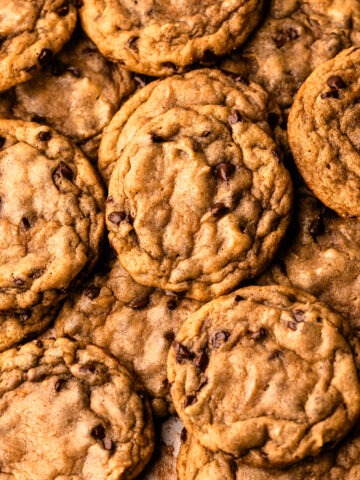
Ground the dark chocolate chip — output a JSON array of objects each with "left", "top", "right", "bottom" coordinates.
[
  {"left": 38, "top": 130, "right": 52, "bottom": 141},
  {"left": 56, "top": 3, "right": 69, "bottom": 15},
  {"left": 287, "top": 321, "right": 298, "bottom": 331},
  {"left": 249, "top": 328, "right": 267, "bottom": 340},
  {"left": 31, "top": 270, "right": 43, "bottom": 279},
  {"left": 267, "top": 112, "right": 280, "bottom": 128},
  {"left": 107, "top": 211, "right": 126, "bottom": 225},
  {"left": 320, "top": 90, "right": 339, "bottom": 99},
  {"left": 36, "top": 340, "right": 43, "bottom": 348},
  {"left": 272, "top": 28, "right": 299, "bottom": 48},
  {"left": 103, "top": 438, "right": 115, "bottom": 451},
  {"left": 128, "top": 296, "right": 149, "bottom": 309},
  {"left": 195, "top": 350, "right": 208, "bottom": 370},
  {"left": 128, "top": 36, "right": 139, "bottom": 50},
  {"left": 327, "top": 75, "right": 346, "bottom": 90},
  {"left": 268, "top": 350, "right": 282, "bottom": 360},
  {"left": 91, "top": 424, "right": 105, "bottom": 440},
  {"left": 211, "top": 330, "right": 230, "bottom": 348},
  {"left": 0, "top": 136, "right": 5, "bottom": 149},
  {"left": 173, "top": 341, "right": 194, "bottom": 363},
  {"left": 234, "top": 295, "right": 244, "bottom": 302},
  {"left": 211, "top": 202, "right": 229, "bottom": 218},
  {"left": 38, "top": 49, "right": 53, "bottom": 67},
  {"left": 293, "top": 310, "right": 305, "bottom": 323},
  {"left": 55, "top": 378, "right": 66, "bottom": 391},
  {"left": 184, "top": 395, "right": 197, "bottom": 407},
  {"left": 228, "top": 109, "right": 242, "bottom": 125},
  {"left": 14, "top": 278, "right": 25, "bottom": 286},
  {"left": 21, "top": 217, "right": 31, "bottom": 230},
  {"left": 181, "top": 428, "right": 187, "bottom": 442},
  {"left": 53, "top": 162, "right": 73, "bottom": 181},
  {"left": 216, "top": 162, "right": 235, "bottom": 181},
  {"left": 167, "top": 298, "right": 178, "bottom": 310},
  {"left": 84, "top": 287, "right": 100, "bottom": 300}
]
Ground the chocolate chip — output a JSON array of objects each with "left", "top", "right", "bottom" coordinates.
[
  {"left": 107, "top": 211, "right": 126, "bottom": 225},
  {"left": 21, "top": 217, "right": 31, "bottom": 230},
  {"left": 249, "top": 328, "right": 267, "bottom": 340},
  {"left": 103, "top": 438, "right": 115, "bottom": 451},
  {"left": 91, "top": 424, "right": 105, "bottom": 440},
  {"left": 267, "top": 112, "right": 280, "bottom": 128},
  {"left": 228, "top": 109, "right": 242, "bottom": 125},
  {"left": 0, "top": 136, "right": 5, "bottom": 149},
  {"left": 211, "top": 202, "right": 229, "bottom": 218},
  {"left": 327, "top": 75, "right": 346, "bottom": 90},
  {"left": 173, "top": 341, "right": 194, "bottom": 363},
  {"left": 167, "top": 298, "right": 178, "bottom": 310},
  {"left": 184, "top": 395, "right": 197, "bottom": 407},
  {"left": 19, "top": 310, "right": 31, "bottom": 323},
  {"left": 196, "top": 376, "right": 208, "bottom": 392},
  {"left": 53, "top": 162, "right": 73, "bottom": 181},
  {"left": 309, "top": 217, "right": 324, "bottom": 237},
  {"left": 211, "top": 330, "right": 230, "bottom": 348},
  {"left": 14, "top": 278, "right": 25, "bottom": 286},
  {"left": 56, "top": 3, "right": 69, "bottom": 15},
  {"left": 38, "top": 49, "right": 53, "bottom": 67},
  {"left": 181, "top": 428, "right": 187, "bottom": 442},
  {"left": 202, "top": 131, "right": 211, "bottom": 137},
  {"left": 84, "top": 287, "right": 100, "bottom": 300},
  {"left": 164, "top": 331, "right": 175, "bottom": 343},
  {"left": 216, "top": 162, "right": 235, "bottom": 181},
  {"left": 199, "top": 49, "right": 217, "bottom": 65},
  {"left": 151, "top": 132, "right": 165, "bottom": 143},
  {"left": 55, "top": 378, "right": 66, "bottom": 392},
  {"left": 195, "top": 350, "right": 208, "bottom": 370},
  {"left": 31, "top": 270, "right": 43, "bottom": 279},
  {"left": 36, "top": 340, "right": 43, "bottom": 348},
  {"left": 320, "top": 90, "right": 339, "bottom": 99},
  {"left": 287, "top": 321, "right": 298, "bottom": 331},
  {"left": 128, "top": 296, "right": 149, "bottom": 309},
  {"left": 128, "top": 36, "right": 139, "bottom": 50},
  {"left": 234, "top": 295, "right": 244, "bottom": 302},
  {"left": 272, "top": 28, "right": 299, "bottom": 48},
  {"left": 268, "top": 350, "right": 282, "bottom": 360},
  {"left": 38, "top": 130, "right": 52, "bottom": 141},
  {"left": 293, "top": 310, "right": 305, "bottom": 323}
]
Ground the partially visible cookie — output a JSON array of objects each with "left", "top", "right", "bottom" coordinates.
[
  {"left": 12, "top": 32, "right": 135, "bottom": 162},
  {"left": 221, "top": 0, "right": 360, "bottom": 112},
  {"left": 79, "top": 0, "right": 263, "bottom": 77},
  {"left": 0, "top": 120, "right": 104, "bottom": 327},
  {"left": 0, "top": 0, "right": 77, "bottom": 92},
  {"left": 0, "top": 337, "right": 154, "bottom": 479},
  {"left": 167, "top": 285, "right": 360, "bottom": 467},
  {"left": 288, "top": 47, "right": 360, "bottom": 218},
  {"left": 55, "top": 254, "right": 202, "bottom": 416}
]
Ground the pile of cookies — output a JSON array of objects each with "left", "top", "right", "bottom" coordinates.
[{"left": 0, "top": 1, "right": 360, "bottom": 479}]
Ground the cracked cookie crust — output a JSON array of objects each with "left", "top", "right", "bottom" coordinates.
[
  {"left": 0, "top": 337, "right": 154, "bottom": 479},
  {"left": 167, "top": 285, "right": 360, "bottom": 467},
  {"left": 0, "top": 0, "right": 77, "bottom": 92},
  {"left": 0, "top": 120, "right": 105, "bottom": 327},
  {"left": 288, "top": 47, "right": 360, "bottom": 218},
  {"left": 79, "top": 0, "right": 263, "bottom": 77}
]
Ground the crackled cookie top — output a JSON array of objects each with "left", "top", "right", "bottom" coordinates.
[
  {"left": 0, "top": 338, "right": 154, "bottom": 479},
  {"left": 221, "top": 0, "right": 360, "bottom": 111},
  {"left": 55, "top": 254, "right": 202, "bottom": 417},
  {"left": 0, "top": 120, "right": 105, "bottom": 313},
  {"left": 106, "top": 102, "right": 292, "bottom": 301},
  {"left": 177, "top": 429, "right": 360, "bottom": 480},
  {"left": 0, "top": 0, "right": 77, "bottom": 92},
  {"left": 288, "top": 47, "right": 360, "bottom": 218},
  {"left": 167, "top": 285, "right": 360, "bottom": 467},
  {"left": 79, "top": 0, "right": 263, "bottom": 77},
  {"left": 258, "top": 186, "right": 360, "bottom": 332},
  {"left": 13, "top": 33, "right": 135, "bottom": 162},
  {"left": 99, "top": 69, "right": 285, "bottom": 183}
]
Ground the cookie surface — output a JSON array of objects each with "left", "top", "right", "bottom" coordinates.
[
  {"left": 0, "top": 337, "right": 154, "bottom": 479},
  {"left": 0, "top": 120, "right": 104, "bottom": 317},
  {"left": 167, "top": 285, "right": 360, "bottom": 467},
  {"left": 79, "top": 0, "right": 263, "bottom": 77},
  {"left": 12, "top": 32, "right": 135, "bottom": 162},
  {"left": 0, "top": 0, "right": 77, "bottom": 92},
  {"left": 55, "top": 254, "right": 202, "bottom": 417},
  {"left": 288, "top": 47, "right": 360, "bottom": 218},
  {"left": 221, "top": 0, "right": 360, "bottom": 111}
]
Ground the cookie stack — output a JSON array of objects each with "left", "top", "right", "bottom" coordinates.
[{"left": 0, "top": 1, "right": 360, "bottom": 479}]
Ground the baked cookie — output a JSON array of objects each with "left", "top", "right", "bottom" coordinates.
[
  {"left": 288, "top": 47, "right": 360, "bottom": 218},
  {"left": 257, "top": 186, "right": 360, "bottom": 332},
  {"left": 79, "top": 0, "right": 263, "bottom": 77},
  {"left": 0, "top": 337, "right": 154, "bottom": 479},
  {"left": 12, "top": 33, "right": 135, "bottom": 162},
  {"left": 177, "top": 427, "right": 360, "bottom": 480},
  {"left": 99, "top": 69, "right": 285, "bottom": 184},
  {"left": 0, "top": 0, "right": 77, "bottom": 92},
  {"left": 221, "top": 0, "right": 360, "bottom": 112},
  {"left": 167, "top": 285, "right": 360, "bottom": 467},
  {"left": 0, "top": 120, "right": 104, "bottom": 321},
  {"left": 55, "top": 254, "right": 202, "bottom": 417}
]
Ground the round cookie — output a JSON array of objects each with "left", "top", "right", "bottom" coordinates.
[
  {"left": 12, "top": 33, "right": 135, "bottom": 162},
  {"left": 257, "top": 186, "right": 360, "bottom": 332},
  {"left": 177, "top": 428, "right": 360, "bottom": 480},
  {"left": 0, "top": 0, "right": 77, "bottom": 92},
  {"left": 0, "top": 337, "right": 154, "bottom": 479},
  {"left": 221, "top": 0, "right": 360, "bottom": 112},
  {"left": 288, "top": 47, "right": 360, "bottom": 218},
  {"left": 0, "top": 120, "right": 105, "bottom": 316},
  {"left": 79, "top": 0, "right": 263, "bottom": 77},
  {"left": 55, "top": 254, "right": 203, "bottom": 417},
  {"left": 98, "top": 69, "right": 285, "bottom": 184},
  {"left": 167, "top": 285, "right": 360, "bottom": 467}
]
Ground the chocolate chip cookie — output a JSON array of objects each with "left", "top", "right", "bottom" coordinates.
[
  {"left": 221, "top": 0, "right": 360, "bottom": 112},
  {"left": 79, "top": 0, "right": 263, "bottom": 77},
  {"left": 258, "top": 186, "right": 360, "bottom": 333},
  {"left": 177, "top": 427, "right": 360, "bottom": 480},
  {"left": 0, "top": 337, "right": 154, "bottom": 479},
  {"left": 167, "top": 285, "right": 360, "bottom": 467},
  {"left": 0, "top": 0, "right": 77, "bottom": 92},
  {"left": 0, "top": 120, "right": 105, "bottom": 347},
  {"left": 288, "top": 47, "right": 360, "bottom": 218},
  {"left": 55, "top": 253, "right": 202, "bottom": 417},
  {"left": 12, "top": 32, "right": 135, "bottom": 162}
]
